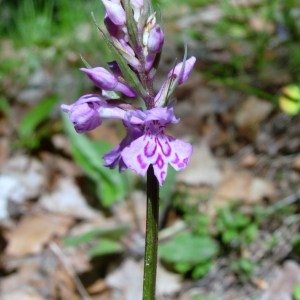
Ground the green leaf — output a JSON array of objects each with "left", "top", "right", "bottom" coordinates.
[
  {"left": 222, "top": 229, "right": 239, "bottom": 244},
  {"left": 19, "top": 95, "right": 59, "bottom": 138},
  {"left": 174, "top": 262, "right": 192, "bottom": 274},
  {"left": 89, "top": 238, "right": 123, "bottom": 258},
  {"left": 62, "top": 114, "right": 130, "bottom": 207},
  {"left": 243, "top": 223, "right": 258, "bottom": 243},
  {"left": 192, "top": 260, "right": 213, "bottom": 279},
  {"left": 230, "top": 258, "right": 256, "bottom": 278},
  {"left": 160, "top": 232, "right": 219, "bottom": 265},
  {"left": 80, "top": 54, "right": 92, "bottom": 68},
  {"left": 64, "top": 225, "right": 129, "bottom": 247},
  {"left": 124, "top": 0, "right": 140, "bottom": 50}
]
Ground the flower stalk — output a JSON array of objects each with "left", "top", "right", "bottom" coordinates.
[{"left": 143, "top": 165, "right": 159, "bottom": 300}]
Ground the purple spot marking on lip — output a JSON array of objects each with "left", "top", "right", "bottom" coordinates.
[
  {"left": 178, "top": 157, "right": 189, "bottom": 168},
  {"left": 160, "top": 171, "right": 166, "bottom": 182},
  {"left": 144, "top": 141, "right": 157, "bottom": 158},
  {"left": 158, "top": 138, "right": 171, "bottom": 157},
  {"left": 155, "top": 154, "right": 164, "bottom": 169},
  {"left": 171, "top": 153, "right": 180, "bottom": 165},
  {"left": 137, "top": 154, "right": 147, "bottom": 169}
]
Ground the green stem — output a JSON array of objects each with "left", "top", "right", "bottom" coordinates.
[{"left": 143, "top": 165, "right": 160, "bottom": 300}]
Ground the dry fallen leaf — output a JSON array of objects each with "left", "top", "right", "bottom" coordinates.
[
  {"left": 234, "top": 96, "right": 273, "bottom": 140},
  {"left": 106, "top": 259, "right": 182, "bottom": 299},
  {"left": 0, "top": 156, "right": 47, "bottom": 220},
  {"left": 261, "top": 260, "right": 300, "bottom": 300},
  {"left": 106, "top": 259, "right": 143, "bottom": 300},
  {"left": 39, "top": 177, "right": 100, "bottom": 219},
  {"left": 6, "top": 213, "right": 73, "bottom": 256},
  {"left": 210, "top": 167, "right": 276, "bottom": 212},
  {"left": 177, "top": 141, "right": 222, "bottom": 187}
]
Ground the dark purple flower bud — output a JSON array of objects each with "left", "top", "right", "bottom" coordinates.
[
  {"left": 104, "top": 16, "right": 121, "bottom": 38},
  {"left": 80, "top": 67, "right": 136, "bottom": 97},
  {"left": 61, "top": 94, "right": 104, "bottom": 133},
  {"left": 108, "top": 61, "right": 122, "bottom": 77}
]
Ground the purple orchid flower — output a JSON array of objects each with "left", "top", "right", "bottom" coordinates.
[
  {"left": 61, "top": 94, "right": 126, "bottom": 133},
  {"left": 121, "top": 106, "right": 192, "bottom": 185}
]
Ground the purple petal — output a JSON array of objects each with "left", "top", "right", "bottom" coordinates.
[
  {"left": 152, "top": 153, "right": 168, "bottom": 185},
  {"left": 61, "top": 94, "right": 105, "bottom": 133},
  {"left": 103, "top": 121, "right": 143, "bottom": 171},
  {"left": 121, "top": 135, "right": 153, "bottom": 177},
  {"left": 81, "top": 67, "right": 136, "bottom": 97},
  {"left": 81, "top": 67, "right": 117, "bottom": 90},
  {"left": 168, "top": 137, "right": 193, "bottom": 171},
  {"left": 147, "top": 25, "right": 164, "bottom": 54},
  {"left": 101, "top": 0, "right": 126, "bottom": 26},
  {"left": 130, "top": 0, "right": 143, "bottom": 8},
  {"left": 144, "top": 107, "right": 179, "bottom": 124},
  {"left": 168, "top": 56, "right": 196, "bottom": 84}
]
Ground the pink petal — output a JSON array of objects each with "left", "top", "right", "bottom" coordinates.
[
  {"left": 152, "top": 152, "right": 168, "bottom": 185},
  {"left": 121, "top": 136, "right": 153, "bottom": 177},
  {"left": 168, "top": 56, "right": 196, "bottom": 84},
  {"left": 168, "top": 137, "right": 192, "bottom": 171}
]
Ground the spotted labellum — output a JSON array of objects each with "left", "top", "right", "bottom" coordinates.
[{"left": 61, "top": 0, "right": 196, "bottom": 185}]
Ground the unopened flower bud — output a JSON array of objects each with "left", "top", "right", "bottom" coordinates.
[
  {"left": 143, "top": 14, "right": 157, "bottom": 49},
  {"left": 101, "top": 0, "right": 126, "bottom": 26},
  {"left": 147, "top": 24, "right": 164, "bottom": 54},
  {"left": 104, "top": 16, "right": 121, "bottom": 38},
  {"left": 61, "top": 94, "right": 104, "bottom": 133},
  {"left": 154, "top": 56, "right": 197, "bottom": 106},
  {"left": 81, "top": 67, "right": 136, "bottom": 97},
  {"left": 168, "top": 56, "right": 196, "bottom": 84}
]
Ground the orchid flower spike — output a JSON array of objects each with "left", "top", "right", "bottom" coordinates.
[{"left": 61, "top": 0, "right": 196, "bottom": 185}]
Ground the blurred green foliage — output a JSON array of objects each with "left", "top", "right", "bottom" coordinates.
[
  {"left": 63, "top": 114, "right": 132, "bottom": 208},
  {"left": 0, "top": 0, "right": 104, "bottom": 46},
  {"left": 16, "top": 95, "right": 60, "bottom": 149},
  {"left": 293, "top": 283, "right": 300, "bottom": 300},
  {"left": 160, "top": 231, "right": 219, "bottom": 279},
  {"left": 216, "top": 205, "right": 258, "bottom": 248},
  {"left": 64, "top": 225, "right": 129, "bottom": 258}
]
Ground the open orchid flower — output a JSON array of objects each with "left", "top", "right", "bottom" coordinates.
[{"left": 121, "top": 107, "right": 192, "bottom": 185}]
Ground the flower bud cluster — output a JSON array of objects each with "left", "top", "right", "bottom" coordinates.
[
  {"left": 103, "top": 0, "right": 164, "bottom": 73},
  {"left": 61, "top": 0, "right": 196, "bottom": 185}
]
